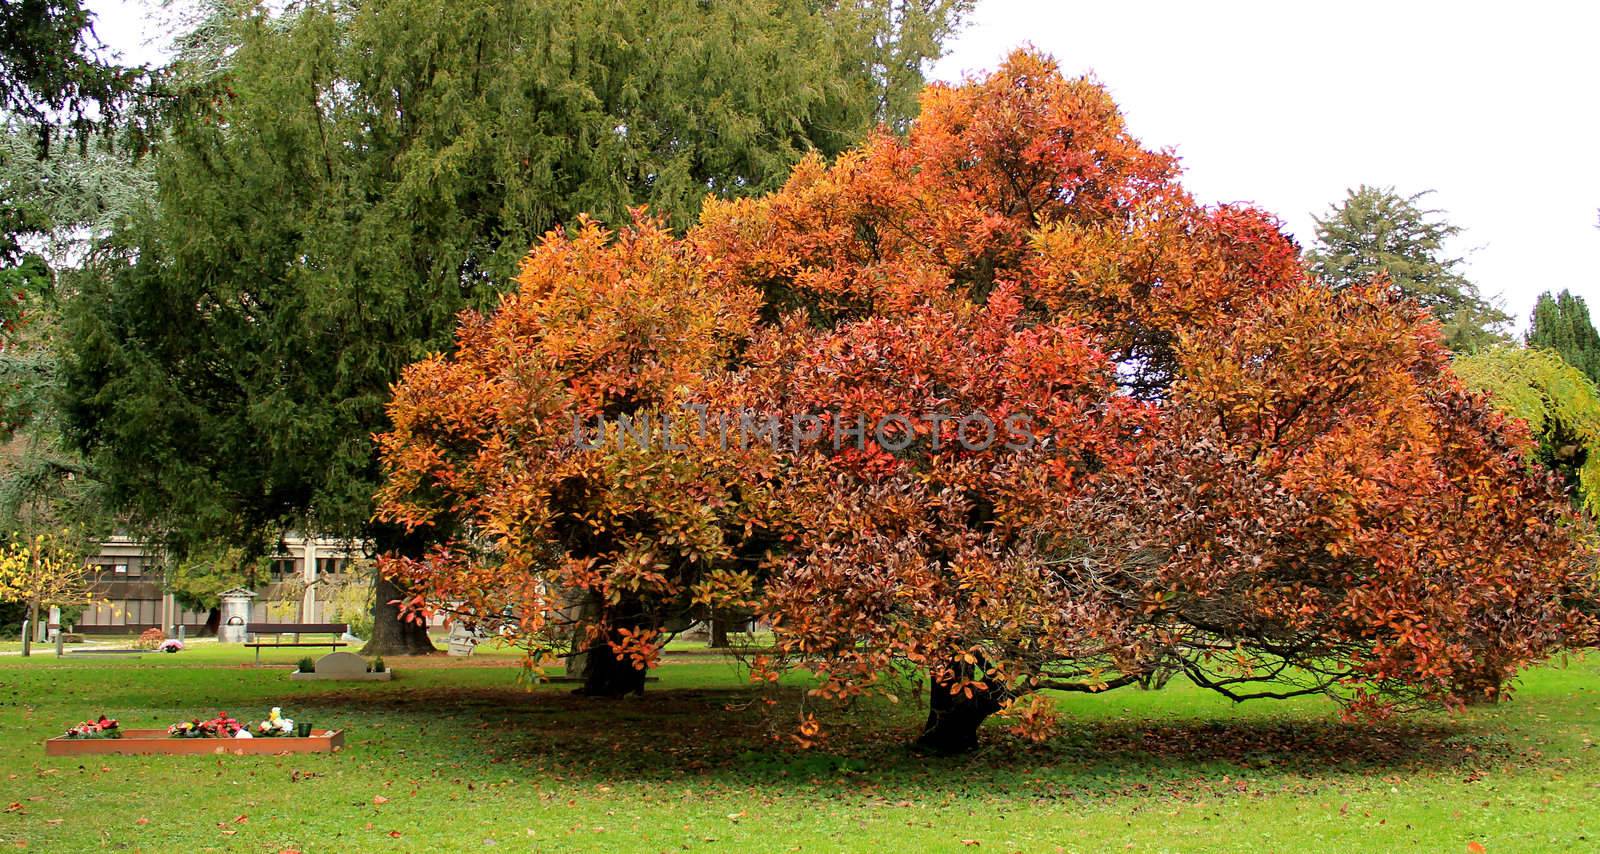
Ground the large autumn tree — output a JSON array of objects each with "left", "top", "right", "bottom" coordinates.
[
  {"left": 376, "top": 50, "right": 1596, "bottom": 751},
  {"left": 60, "top": 0, "right": 965, "bottom": 654}
]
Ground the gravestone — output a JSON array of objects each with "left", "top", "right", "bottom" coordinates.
[
  {"left": 446, "top": 623, "right": 479, "bottom": 657},
  {"left": 289, "top": 650, "right": 392, "bottom": 681},
  {"left": 314, "top": 651, "right": 367, "bottom": 677}
]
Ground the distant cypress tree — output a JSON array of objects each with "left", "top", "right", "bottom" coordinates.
[
  {"left": 1528, "top": 290, "right": 1600, "bottom": 384},
  {"left": 1309, "top": 185, "right": 1510, "bottom": 352}
]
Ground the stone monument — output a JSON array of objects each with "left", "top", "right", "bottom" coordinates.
[{"left": 217, "top": 587, "right": 256, "bottom": 643}]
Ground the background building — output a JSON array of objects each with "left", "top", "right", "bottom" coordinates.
[{"left": 76, "top": 535, "right": 360, "bottom": 634}]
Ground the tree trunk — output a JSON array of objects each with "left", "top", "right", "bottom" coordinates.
[
  {"left": 203, "top": 607, "right": 221, "bottom": 637},
  {"left": 914, "top": 663, "right": 1007, "bottom": 755},
  {"left": 361, "top": 569, "right": 437, "bottom": 656},
  {"left": 574, "top": 624, "right": 648, "bottom": 697},
  {"left": 708, "top": 617, "right": 729, "bottom": 649},
  {"left": 360, "top": 523, "right": 438, "bottom": 656}
]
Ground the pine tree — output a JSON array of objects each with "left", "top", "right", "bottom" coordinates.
[
  {"left": 1528, "top": 290, "right": 1600, "bottom": 384},
  {"left": 1308, "top": 185, "right": 1510, "bottom": 351},
  {"left": 0, "top": 0, "right": 145, "bottom": 148}
]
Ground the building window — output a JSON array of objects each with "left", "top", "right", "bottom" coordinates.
[
  {"left": 316, "top": 557, "right": 347, "bottom": 575},
  {"left": 270, "top": 558, "right": 300, "bottom": 578}
]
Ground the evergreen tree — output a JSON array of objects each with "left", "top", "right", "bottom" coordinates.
[
  {"left": 1308, "top": 185, "right": 1510, "bottom": 351},
  {"left": 60, "top": 0, "right": 965, "bottom": 655},
  {"left": 1528, "top": 290, "right": 1600, "bottom": 384},
  {"left": 0, "top": 120, "right": 151, "bottom": 536},
  {"left": 0, "top": 0, "right": 145, "bottom": 148}
]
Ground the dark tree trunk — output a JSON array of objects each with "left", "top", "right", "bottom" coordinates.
[
  {"left": 708, "top": 617, "right": 729, "bottom": 649},
  {"left": 915, "top": 663, "right": 1008, "bottom": 755},
  {"left": 360, "top": 524, "right": 438, "bottom": 657},
  {"left": 362, "top": 569, "right": 438, "bottom": 656},
  {"left": 574, "top": 625, "right": 648, "bottom": 697},
  {"left": 203, "top": 607, "right": 221, "bottom": 637}
]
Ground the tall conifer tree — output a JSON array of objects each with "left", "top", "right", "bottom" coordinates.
[
  {"left": 1309, "top": 185, "right": 1509, "bottom": 351},
  {"left": 1528, "top": 290, "right": 1600, "bottom": 384},
  {"left": 60, "top": 0, "right": 967, "bottom": 654}
]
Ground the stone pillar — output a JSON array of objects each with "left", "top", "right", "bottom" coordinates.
[
  {"left": 302, "top": 536, "right": 319, "bottom": 622},
  {"left": 47, "top": 606, "right": 61, "bottom": 641},
  {"left": 218, "top": 588, "right": 257, "bottom": 643}
]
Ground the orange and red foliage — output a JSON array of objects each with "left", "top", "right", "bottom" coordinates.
[
  {"left": 689, "top": 50, "right": 1595, "bottom": 750},
  {"left": 375, "top": 213, "right": 784, "bottom": 694},
  {"left": 692, "top": 50, "right": 1179, "bottom": 319},
  {"left": 1041, "top": 283, "right": 1597, "bottom": 721}
]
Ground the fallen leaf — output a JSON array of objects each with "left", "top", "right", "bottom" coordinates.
[
  {"left": 373, "top": 795, "right": 390, "bottom": 806},
  {"left": 962, "top": 841, "right": 981, "bottom": 847},
  {"left": 388, "top": 831, "right": 402, "bottom": 838},
  {"left": 233, "top": 814, "right": 249, "bottom": 824},
  {"left": 1468, "top": 844, "right": 1486, "bottom": 854},
  {"left": 134, "top": 818, "right": 149, "bottom": 826}
]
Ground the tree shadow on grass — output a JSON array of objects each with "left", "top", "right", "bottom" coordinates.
[{"left": 291, "top": 684, "right": 1518, "bottom": 796}]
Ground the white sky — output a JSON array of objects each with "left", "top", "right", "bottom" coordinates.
[
  {"left": 931, "top": 0, "right": 1600, "bottom": 331},
  {"left": 87, "top": 0, "right": 1599, "bottom": 330}
]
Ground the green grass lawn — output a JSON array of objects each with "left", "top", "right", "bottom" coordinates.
[{"left": 1, "top": 641, "right": 1597, "bottom": 852}]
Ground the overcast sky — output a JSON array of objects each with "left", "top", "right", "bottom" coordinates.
[
  {"left": 87, "top": 0, "right": 1598, "bottom": 330},
  {"left": 931, "top": 1, "right": 1600, "bottom": 330}
]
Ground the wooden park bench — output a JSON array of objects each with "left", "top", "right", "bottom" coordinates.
[{"left": 245, "top": 623, "right": 350, "bottom": 664}]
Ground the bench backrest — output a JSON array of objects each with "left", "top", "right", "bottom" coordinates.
[{"left": 250, "top": 623, "right": 348, "bottom": 635}]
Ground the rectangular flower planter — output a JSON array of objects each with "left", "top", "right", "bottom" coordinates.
[{"left": 45, "top": 729, "right": 344, "bottom": 756}]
